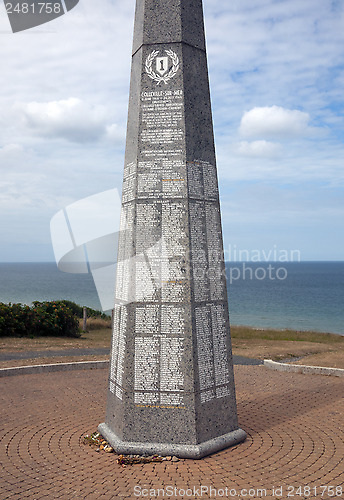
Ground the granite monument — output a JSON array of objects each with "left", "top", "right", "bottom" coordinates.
[{"left": 98, "top": 0, "right": 247, "bottom": 459}]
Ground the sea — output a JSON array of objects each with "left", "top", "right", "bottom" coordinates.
[{"left": 0, "top": 261, "right": 343, "bottom": 336}]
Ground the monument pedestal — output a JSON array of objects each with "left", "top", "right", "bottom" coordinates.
[
  {"left": 98, "top": 423, "right": 246, "bottom": 460},
  {"left": 99, "top": 0, "right": 246, "bottom": 459}
]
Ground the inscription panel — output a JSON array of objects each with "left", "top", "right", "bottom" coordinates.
[
  {"left": 116, "top": 204, "right": 134, "bottom": 303},
  {"left": 195, "top": 306, "right": 214, "bottom": 391},
  {"left": 122, "top": 161, "right": 137, "bottom": 203},
  {"left": 136, "top": 202, "right": 161, "bottom": 253},
  {"left": 195, "top": 303, "right": 231, "bottom": 403},
  {"left": 205, "top": 203, "right": 226, "bottom": 301},
  {"left": 160, "top": 337, "right": 184, "bottom": 391},
  {"left": 187, "top": 160, "right": 219, "bottom": 201},
  {"left": 135, "top": 258, "right": 160, "bottom": 302},
  {"left": 138, "top": 88, "right": 186, "bottom": 201},
  {"left": 189, "top": 201, "right": 209, "bottom": 302},
  {"left": 161, "top": 305, "right": 185, "bottom": 336},
  {"left": 133, "top": 305, "right": 186, "bottom": 407},
  {"left": 162, "top": 201, "right": 187, "bottom": 257},
  {"left": 134, "top": 337, "right": 160, "bottom": 391},
  {"left": 135, "top": 305, "right": 160, "bottom": 334},
  {"left": 109, "top": 305, "right": 127, "bottom": 400}
]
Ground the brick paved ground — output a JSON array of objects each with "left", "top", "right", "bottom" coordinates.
[{"left": 0, "top": 366, "right": 343, "bottom": 500}]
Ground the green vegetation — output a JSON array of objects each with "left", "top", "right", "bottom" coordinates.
[
  {"left": 0, "top": 300, "right": 109, "bottom": 338},
  {"left": 54, "top": 300, "right": 108, "bottom": 320},
  {"left": 0, "top": 301, "right": 79, "bottom": 338},
  {"left": 230, "top": 325, "right": 344, "bottom": 344}
]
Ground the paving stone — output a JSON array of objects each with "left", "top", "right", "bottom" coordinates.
[{"left": 0, "top": 367, "right": 342, "bottom": 499}]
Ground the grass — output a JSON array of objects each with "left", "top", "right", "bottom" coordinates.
[
  {"left": 230, "top": 326, "right": 344, "bottom": 368},
  {"left": 230, "top": 325, "right": 344, "bottom": 344},
  {"left": 79, "top": 328, "right": 112, "bottom": 344},
  {"left": 0, "top": 328, "right": 112, "bottom": 351},
  {"left": 1, "top": 324, "right": 342, "bottom": 352},
  {"left": 78, "top": 317, "right": 112, "bottom": 331}
]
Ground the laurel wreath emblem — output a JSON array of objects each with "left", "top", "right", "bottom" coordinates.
[{"left": 145, "top": 49, "right": 180, "bottom": 85}]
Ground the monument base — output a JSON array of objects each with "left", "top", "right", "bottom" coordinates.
[{"left": 98, "top": 423, "right": 247, "bottom": 459}]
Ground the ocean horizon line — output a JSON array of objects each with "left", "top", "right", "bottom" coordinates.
[{"left": 1, "top": 260, "right": 344, "bottom": 264}]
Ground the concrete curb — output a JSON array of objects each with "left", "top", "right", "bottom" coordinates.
[
  {"left": 264, "top": 359, "right": 344, "bottom": 377},
  {"left": 0, "top": 360, "right": 109, "bottom": 377},
  {"left": 2, "top": 358, "right": 343, "bottom": 378},
  {"left": 0, "top": 355, "right": 262, "bottom": 378}
]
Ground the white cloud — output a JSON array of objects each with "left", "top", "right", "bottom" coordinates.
[
  {"left": 17, "top": 98, "right": 112, "bottom": 143},
  {"left": 239, "top": 106, "right": 310, "bottom": 138},
  {"left": 0, "top": 0, "right": 343, "bottom": 261},
  {"left": 236, "top": 140, "right": 282, "bottom": 158},
  {"left": 105, "top": 123, "right": 124, "bottom": 143},
  {"left": 0, "top": 143, "right": 23, "bottom": 156}
]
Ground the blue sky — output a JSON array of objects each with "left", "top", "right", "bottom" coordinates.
[{"left": 0, "top": 0, "right": 343, "bottom": 261}]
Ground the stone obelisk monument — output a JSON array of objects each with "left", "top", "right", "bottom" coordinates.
[{"left": 99, "top": 0, "right": 246, "bottom": 459}]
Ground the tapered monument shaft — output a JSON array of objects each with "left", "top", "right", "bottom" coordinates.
[{"left": 99, "top": 0, "right": 246, "bottom": 459}]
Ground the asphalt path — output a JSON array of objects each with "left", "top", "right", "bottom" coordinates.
[{"left": 0, "top": 349, "right": 263, "bottom": 365}]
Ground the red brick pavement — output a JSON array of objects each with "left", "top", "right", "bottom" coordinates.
[{"left": 0, "top": 366, "right": 343, "bottom": 499}]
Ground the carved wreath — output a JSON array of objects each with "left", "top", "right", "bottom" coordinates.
[{"left": 145, "top": 49, "right": 180, "bottom": 85}]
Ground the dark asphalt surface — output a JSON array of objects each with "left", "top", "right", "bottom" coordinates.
[
  {"left": 0, "top": 348, "right": 109, "bottom": 361},
  {"left": 0, "top": 349, "right": 263, "bottom": 365}
]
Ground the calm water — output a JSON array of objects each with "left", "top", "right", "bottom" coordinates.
[
  {"left": 227, "top": 262, "right": 344, "bottom": 335},
  {"left": 0, "top": 262, "right": 343, "bottom": 335}
]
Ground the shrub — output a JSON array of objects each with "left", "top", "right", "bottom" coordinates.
[
  {"left": 31, "top": 301, "right": 80, "bottom": 337},
  {"left": 0, "top": 301, "right": 80, "bottom": 338},
  {"left": 0, "top": 303, "right": 30, "bottom": 337},
  {"left": 53, "top": 300, "right": 108, "bottom": 320}
]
